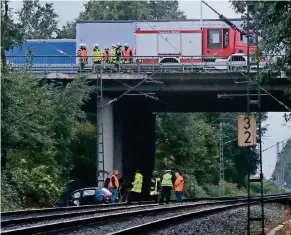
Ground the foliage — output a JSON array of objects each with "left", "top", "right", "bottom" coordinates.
[
  {"left": 1, "top": 71, "right": 94, "bottom": 210},
  {"left": 1, "top": 0, "right": 24, "bottom": 65},
  {"left": 231, "top": 1, "right": 291, "bottom": 71},
  {"left": 17, "top": 0, "right": 59, "bottom": 39},
  {"left": 57, "top": 0, "right": 186, "bottom": 38},
  {"left": 272, "top": 139, "right": 291, "bottom": 189},
  {"left": 249, "top": 180, "right": 279, "bottom": 195},
  {"left": 156, "top": 113, "right": 219, "bottom": 186},
  {"left": 231, "top": 1, "right": 291, "bottom": 121}
]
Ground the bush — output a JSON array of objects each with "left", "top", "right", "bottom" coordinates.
[
  {"left": 183, "top": 174, "right": 207, "bottom": 198},
  {"left": 204, "top": 181, "right": 247, "bottom": 197}
]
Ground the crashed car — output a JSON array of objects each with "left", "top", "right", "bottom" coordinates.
[{"left": 69, "top": 187, "right": 111, "bottom": 206}]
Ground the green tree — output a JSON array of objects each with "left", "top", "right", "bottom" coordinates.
[
  {"left": 232, "top": 1, "right": 291, "bottom": 121},
  {"left": 156, "top": 113, "right": 219, "bottom": 186},
  {"left": 57, "top": 0, "right": 186, "bottom": 39},
  {"left": 18, "top": 0, "right": 59, "bottom": 39},
  {"left": 1, "top": 0, "right": 24, "bottom": 66},
  {"left": 1, "top": 71, "right": 94, "bottom": 209},
  {"left": 272, "top": 139, "right": 291, "bottom": 189}
]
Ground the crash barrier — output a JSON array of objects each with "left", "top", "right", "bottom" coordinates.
[{"left": 5, "top": 55, "right": 275, "bottom": 73}]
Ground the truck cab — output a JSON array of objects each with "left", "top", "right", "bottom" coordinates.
[{"left": 202, "top": 28, "right": 257, "bottom": 61}]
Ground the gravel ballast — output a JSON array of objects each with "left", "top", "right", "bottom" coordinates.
[
  {"left": 51, "top": 203, "right": 287, "bottom": 235},
  {"left": 143, "top": 203, "right": 287, "bottom": 235}
]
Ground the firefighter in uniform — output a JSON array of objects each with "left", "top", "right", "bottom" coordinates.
[
  {"left": 103, "top": 47, "right": 110, "bottom": 64},
  {"left": 91, "top": 43, "right": 102, "bottom": 72},
  {"left": 150, "top": 171, "right": 161, "bottom": 202},
  {"left": 77, "top": 43, "right": 88, "bottom": 72},
  {"left": 116, "top": 42, "right": 122, "bottom": 63},
  {"left": 159, "top": 169, "right": 173, "bottom": 204},
  {"left": 122, "top": 43, "right": 133, "bottom": 63},
  {"left": 127, "top": 170, "right": 143, "bottom": 204},
  {"left": 108, "top": 170, "right": 119, "bottom": 203},
  {"left": 110, "top": 44, "right": 117, "bottom": 64}
]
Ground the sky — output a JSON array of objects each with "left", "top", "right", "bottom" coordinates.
[{"left": 8, "top": 0, "right": 291, "bottom": 179}]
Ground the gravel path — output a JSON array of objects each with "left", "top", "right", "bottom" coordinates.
[{"left": 143, "top": 203, "right": 286, "bottom": 235}]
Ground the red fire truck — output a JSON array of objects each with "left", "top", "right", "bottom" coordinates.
[
  {"left": 76, "top": 19, "right": 260, "bottom": 65},
  {"left": 134, "top": 20, "right": 259, "bottom": 64}
]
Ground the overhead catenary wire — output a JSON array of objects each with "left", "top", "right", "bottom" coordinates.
[{"left": 262, "top": 136, "right": 291, "bottom": 152}]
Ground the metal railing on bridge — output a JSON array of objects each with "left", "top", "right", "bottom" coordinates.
[{"left": 6, "top": 55, "right": 270, "bottom": 74}]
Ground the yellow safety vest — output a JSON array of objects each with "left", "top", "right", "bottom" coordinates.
[
  {"left": 131, "top": 173, "right": 143, "bottom": 193},
  {"left": 110, "top": 48, "right": 116, "bottom": 61},
  {"left": 91, "top": 48, "right": 102, "bottom": 62},
  {"left": 161, "top": 173, "right": 172, "bottom": 187}
]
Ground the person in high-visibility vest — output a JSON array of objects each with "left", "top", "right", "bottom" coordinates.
[
  {"left": 122, "top": 43, "right": 133, "bottom": 64},
  {"left": 103, "top": 47, "right": 110, "bottom": 64},
  {"left": 108, "top": 170, "right": 119, "bottom": 203},
  {"left": 116, "top": 42, "right": 122, "bottom": 63},
  {"left": 150, "top": 171, "right": 161, "bottom": 202},
  {"left": 174, "top": 172, "right": 184, "bottom": 202},
  {"left": 127, "top": 170, "right": 143, "bottom": 205},
  {"left": 77, "top": 43, "right": 88, "bottom": 72},
  {"left": 110, "top": 44, "right": 117, "bottom": 63},
  {"left": 159, "top": 169, "right": 173, "bottom": 204},
  {"left": 91, "top": 43, "right": 102, "bottom": 72}
]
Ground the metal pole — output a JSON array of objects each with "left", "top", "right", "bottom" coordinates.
[
  {"left": 256, "top": 27, "right": 265, "bottom": 233},
  {"left": 219, "top": 122, "right": 224, "bottom": 183},
  {"left": 246, "top": 5, "right": 251, "bottom": 235}
]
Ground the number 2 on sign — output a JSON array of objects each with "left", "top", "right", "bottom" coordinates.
[{"left": 244, "top": 117, "right": 251, "bottom": 144}]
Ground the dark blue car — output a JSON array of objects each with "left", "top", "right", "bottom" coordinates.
[{"left": 69, "top": 187, "right": 111, "bottom": 206}]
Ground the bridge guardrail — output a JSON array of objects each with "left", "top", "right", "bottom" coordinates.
[{"left": 5, "top": 55, "right": 269, "bottom": 73}]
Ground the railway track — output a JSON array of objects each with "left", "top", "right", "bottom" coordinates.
[
  {"left": 0, "top": 195, "right": 248, "bottom": 220},
  {"left": 1, "top": 194, "right": 290, "bottom": 235}
]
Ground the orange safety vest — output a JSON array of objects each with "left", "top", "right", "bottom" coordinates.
[
  {"left": 103, "top": 51, "right": 109, "bottom": 60},
  {"left": 122, "top": 48, "right": 131, "bottom": 60},
  {"left": 108, "top": 175, "right": 119, "bottom": 189},
  {"left": 78, "top": 49, "right": 88, "bottom": 62},
  {"left": 174, "top": 175, "right": 184, "bottom": 192}
]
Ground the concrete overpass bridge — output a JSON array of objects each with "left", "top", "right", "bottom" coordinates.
[{"left": 8, "top": 56, "right": 291, "bottom": 196}]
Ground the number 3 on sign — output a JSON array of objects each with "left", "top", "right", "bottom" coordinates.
[{"left": 237, "top": 115, "right": 257, "bottom": 147}]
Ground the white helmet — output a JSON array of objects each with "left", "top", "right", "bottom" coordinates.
[
  {"left": 117, "top": 42, "right": 121, "bottom": 46},
  {"left": 124, "top": 43, "right": 129, "bottom": 47},
  {"left": 94, "top": 43, "right": 99, "bottom": 47},
  {"left": 112, "top": 44, "right": 116, "bottom": 48},
  {"left": 79, "top": 43, "right": 86, "bottom": 47}
]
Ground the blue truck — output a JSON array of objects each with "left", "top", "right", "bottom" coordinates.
[{"left": 6, "top": 39, "right": 77, "bottom": 71}]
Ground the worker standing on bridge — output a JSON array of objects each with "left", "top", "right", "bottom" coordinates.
[
  {"left": 103, "top": 47, "right": 110, "bottom": 64},
  {"left": 122, "top": 43, "right": 132, "bottom": 64},
  {"left": 108, "top": 170, "right": 119, "bottom": 203},
  {"left": 77, "top": 43, "right": 88, "bottom": 72},
  {"left": 174, "top": 172, "right": 184, "bottom": 202},
  {"left": 159, "top": 169, "right": 173, "bottom": 204},
  {"left": 110, "top": 44, "right": 117, "bottom": 64},
  {"left": 150, "top": 171, "right": 161, "bottom": 202},
  {"left": 91, "top": 43, "right": 102, "bottom": 72},
  {"left": 116, "top": 42, "right": 122, "bottom": 63},
  {"left": 127, "top": 170, "right": 143, "bottom": 205}
]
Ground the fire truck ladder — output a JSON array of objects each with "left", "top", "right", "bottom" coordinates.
[{"left": 96, "top": 70, "right": 105, "bottom": 187}]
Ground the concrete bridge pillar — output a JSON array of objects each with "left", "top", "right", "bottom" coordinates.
[{"left": 98, "top": 97, "right": 114, "bottom": 181}]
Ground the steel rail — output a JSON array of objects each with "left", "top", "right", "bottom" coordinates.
[
  {"left": 2, "top": 194, "right": 290, "bottom": 235},
  {"left": 108, "top": 196, "right": 291, "bottom": 235},
  {"left": 0, "top": 194, "right": 285, "bottom": 220}
]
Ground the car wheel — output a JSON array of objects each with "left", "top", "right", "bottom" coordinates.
[{"left": 73, "top": 200, "right": 80, "bottom": 206}]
